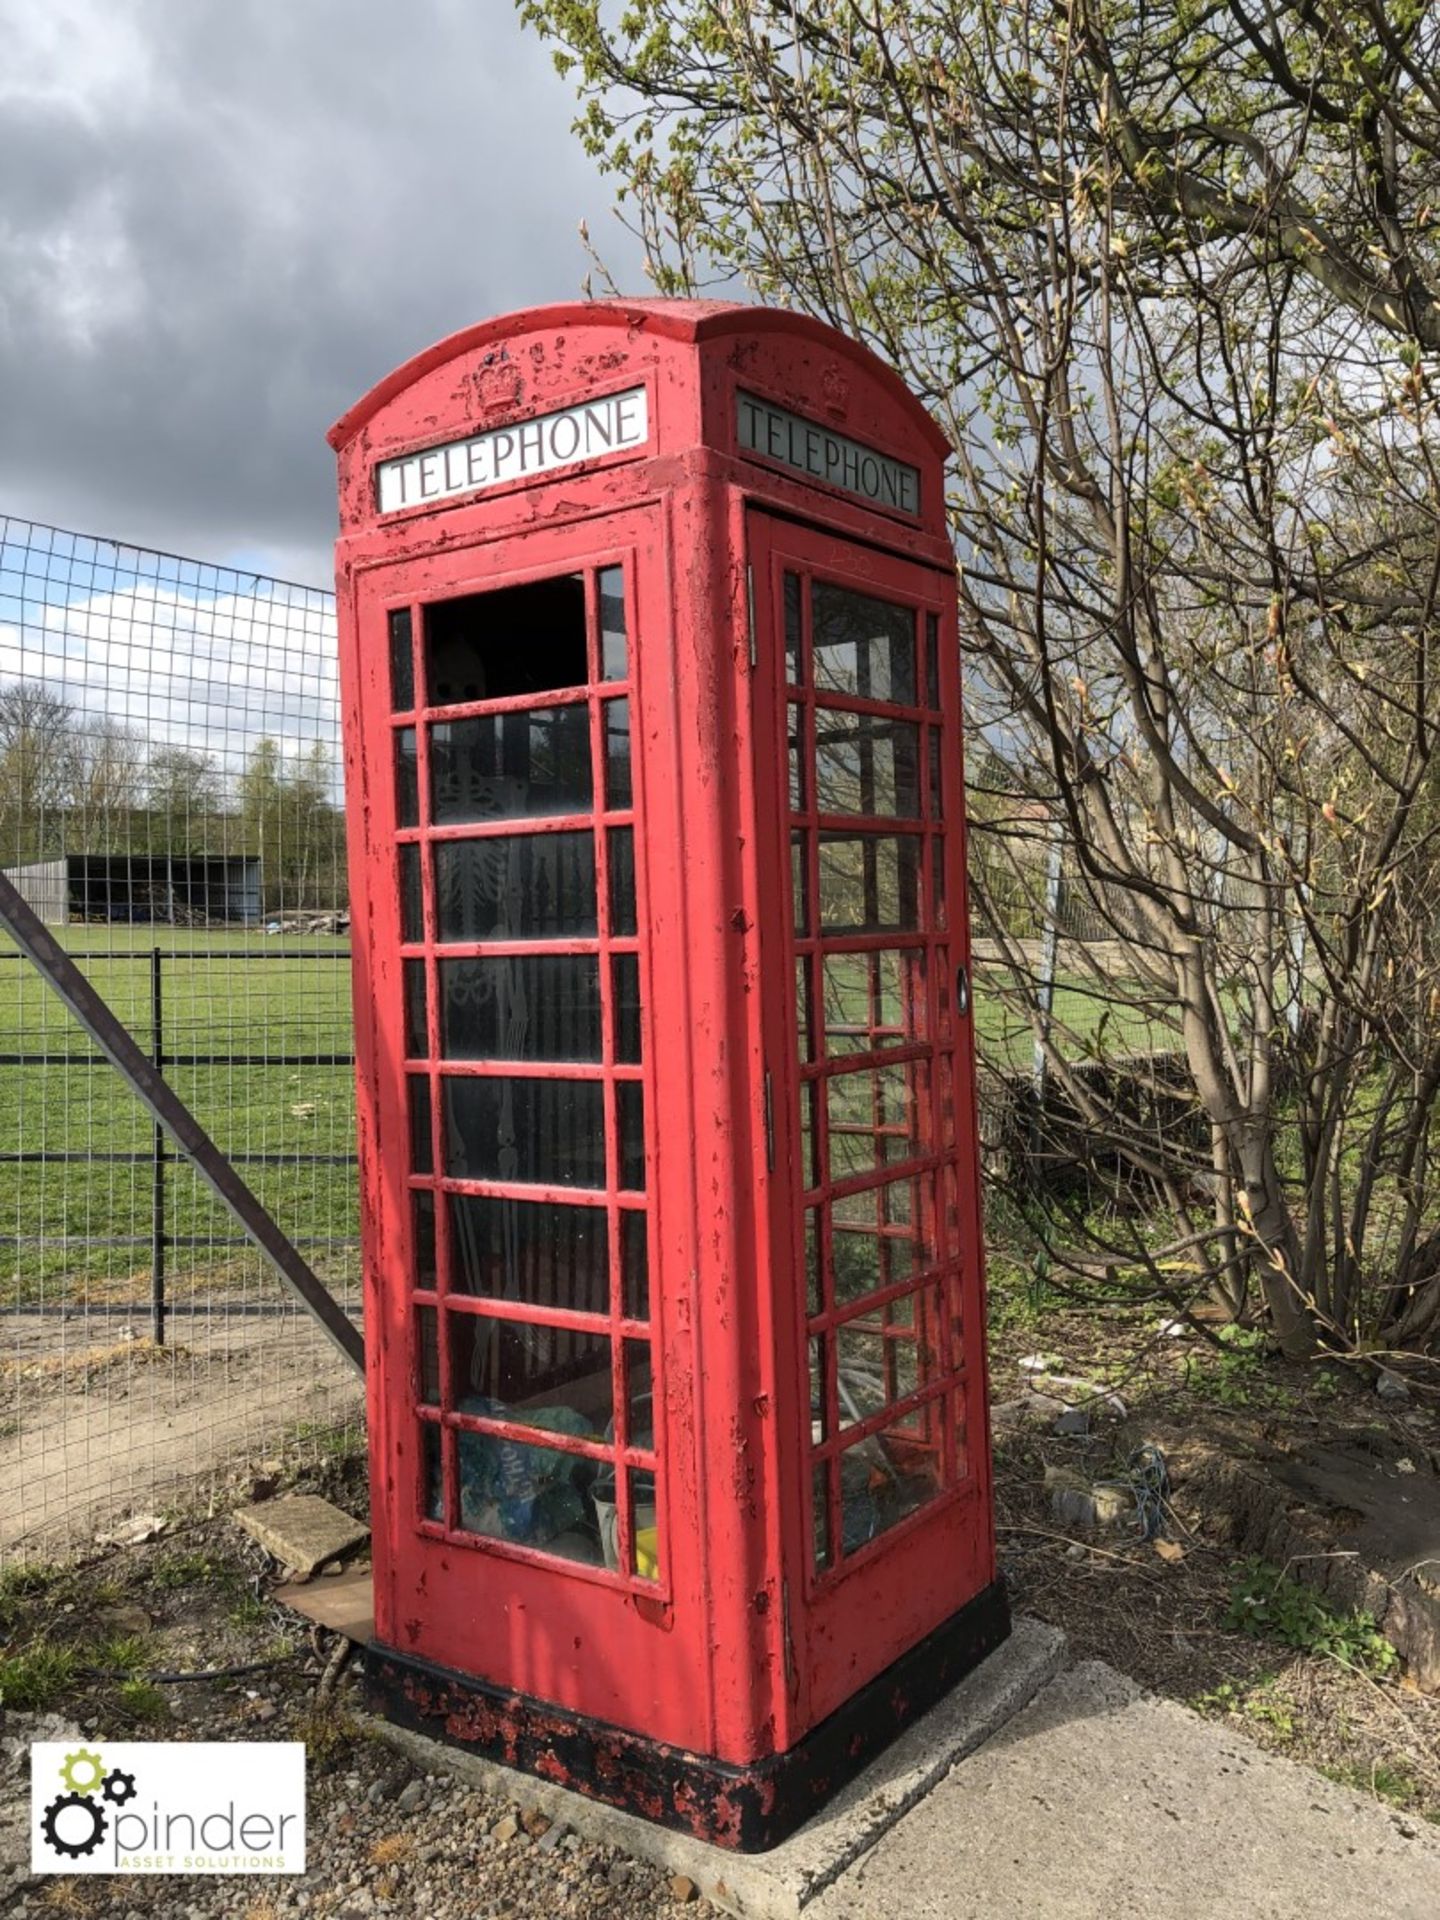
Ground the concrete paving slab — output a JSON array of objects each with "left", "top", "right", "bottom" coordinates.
[
  {"left": 371, "top": 1616, "right": 1067, "bottom": 1918},
  {"left": 233, "top": 1493, "right": 368, "bottom": 1577},
  {"left": 810, "top": 1659, "right": 1440, "bottom": 1920}
]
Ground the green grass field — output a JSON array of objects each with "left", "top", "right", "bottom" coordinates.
[
  {"left": 0, "top": 926, "right": 358, "bottom": 1304},
  {"left": 0, "top": 926, "right": 1172, "bottom": 1307}
]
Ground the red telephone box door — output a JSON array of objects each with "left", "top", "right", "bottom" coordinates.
[
  {"left": 748, "top": 513, "right": 995, "bottom": 1734},
  {"left": 346, "top": 507, "right": 722, "bottom": 1750}
]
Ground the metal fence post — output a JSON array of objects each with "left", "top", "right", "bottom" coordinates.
[{"left": 150, "top": 944, "right": 166, "bottom": 1348}]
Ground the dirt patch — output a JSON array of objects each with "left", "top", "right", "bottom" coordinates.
[
  {"left": 989, "top": 1306, "right": 1440, "bottom": 1826},
  {"left": 0, "top": 1308, "right": 363, "bottom": 1559}
]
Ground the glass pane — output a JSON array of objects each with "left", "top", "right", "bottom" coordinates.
[
  {"left": 389, "top": 607, "right": 414, "bottom": 710},
  {"left": 812, "top": 1460, "right": 832, "bottom": 1573},
  {"left": 421, "top": 1421, "right": 443, "bottom": 1523},
  {"left": 812, "top": 582, "right": 915, "bottom": 706},
  {"left": 408, "top": 1075, "right": 433, "bottom": 1175},
  {"left": 817, "top": 833, "right": 920, "bottom": 933},
  {"left": 429, "top": 705, "right": 591, "bottom": 823},
  {"left": 449, "top": 1310, "right": 612, "bottom": 1429},
  {"left": 839, "top": 1405, "right": 944, "bottom": 1554},
  {"left": 425, "top": 574, "right": 587, "bottom": 706},
  {"left": 435, "top": 832, "right": 597, "bottom": 942},
  {"left": 821, "top": 949, "right": 922, "bottom": 1055},
  {"left": 613, "top": 952, "right": 642, "bottom": 1064},
  {"left": 439, "top": 955, "right": 601, "bottom": 1062},
  {"left": 599, "top": 566, "right": 627, "bottom": 681},
  {"left": 924, "top": 611, "right": 939, "bottom": 709},
  {"left": 412, "top": 1190, "right": 437, "bottom": 1290},
  {"left": 618, "top": 1080, "right": 646, "bottom": 1191},
  {"left": 804, "top": 1207, "right": 822, "bottom": 1316},
  {"left": 788, "top": 703, "right": 806, "bottom": 810},
  {"left": 454, "top": 1421, "right": 606, "bottom": 1564},
  {"left": 403, "top": 958, "right": 428, "bottom": 1058},
  {"left": 795, "top": 957, "right": 816, "bottom": 1061},
  {"left": 417, "top": 1305, "right": 440, "bottom": 1406},
  {"left": 624, "top": 1337, "right": 653, "bottom": 1447},
  {"left": 627, "top": 1470, "right": 660, "bottom": 1581},
  {"left": 604, "top": 698, "right": 632, "bottom": 809},
  {"left": 800, "top": 1081, "right": 821, "bottom": 1189},
  {"left": 441, "top": 1076, "right": 605, "bottom": 1188},
  {"left": 933, "top": 834, "right": 947, "bottom": 926},
  {"left": 622, "top": 1209, "right": 649, "bottom": 1320},
  {"left": 827, "top": 1063, "right": 925, "bottom": 1182},
  {"left": 784, "top": 571, "right": 803, "bottom": 684},
  {"left": 395, "top": 727, "right": 419, "bottom": 828},
  {"left": 810, "top": 1333, "right": 831, "bottom": 1441},
  {"left": 608, "top": 827, "right": 637, "bottom": 936},
  {"left": 927, "top": 730, "right": 943, "bottom": 822},
  {"left": 813, "top": 713, "right": 920, "bottom": 819},
  {"left": 835, "top": 1305, "right": 927, "bottom": 1426},
  {"left": 400, "top": 842, "right": 423, "bottom": 943},
  {"left": 791, "top": 830, "right": 810, "bottom": 936},
  {"left": 448, "top": 1193, "right": 608, "bottom": 1315}
]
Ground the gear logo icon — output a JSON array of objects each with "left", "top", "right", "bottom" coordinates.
[
  {"left": 58, "top": 1747, "right": 105, "bottom": 1795},
  {"left": 41, "top": 1790, "right": 108, "bottom": 1859},
  {"left": 101, "top": 1768, "right": 136, "bottom": 1806}
]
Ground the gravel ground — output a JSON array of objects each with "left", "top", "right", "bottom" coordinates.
[
  {"left": 2, "top": 1676, "right": 709, "bottom": 1919},
  {"left": 0, "top": 1459, "right": 712, "bottom": 1920}
]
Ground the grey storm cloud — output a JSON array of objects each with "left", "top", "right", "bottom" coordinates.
[{"left": 0, "top": 0, "right": 643, "bottom": 585}]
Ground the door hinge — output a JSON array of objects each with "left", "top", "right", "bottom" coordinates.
[
  {"left": 763, "top": 1069, "right": 775, "bottom": 1171},
  {"left": 746, "top": 563, "right": 757, "bottom": 670}
]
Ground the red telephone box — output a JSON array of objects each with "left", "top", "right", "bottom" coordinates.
[{"left": 329, "top": 300, "right": 1007, "bottom": 1851}]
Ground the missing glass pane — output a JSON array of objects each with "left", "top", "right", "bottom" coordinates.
[
  {"left": 425, "top": 574, "right": 587, "bottom": 706},
  {"left": 812, "top": 1460, "right": 832, "bottom": 1573},
  {"left": 421, "top": 1420, "right": 443, "bottom": 1524},
  {"left": 439, "top": 954, "right": 602, "bottom": 1062}
]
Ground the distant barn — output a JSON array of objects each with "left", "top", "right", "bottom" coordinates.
[{"left": 1, "top": 854, "right": 262, "bottom": 926}]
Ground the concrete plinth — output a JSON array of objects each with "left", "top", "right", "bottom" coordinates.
[{"left": 369, "top": 1616, "right": 1067, "bottom": 1919}]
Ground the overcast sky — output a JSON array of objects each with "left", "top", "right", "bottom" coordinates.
[{"left": 0, "top": 0, "right": 645, "bottom": 589}]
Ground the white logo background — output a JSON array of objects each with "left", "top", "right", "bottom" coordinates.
[{"left": 32, "top": 1741, "right": 306, "bottom": 1875}]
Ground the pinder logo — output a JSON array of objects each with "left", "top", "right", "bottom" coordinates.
[{"left": 32, "top": 1742, "right": 305, "bottom": 1875}]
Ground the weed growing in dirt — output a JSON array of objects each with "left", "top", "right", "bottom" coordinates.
[
  {"left": 149, "top": 1549, "right": 235, "bottom": 1590},
  {"left": 1191, "top": 1674, "right": 1296, "bottom": 1742},
  {"left": 116, "top": 1677, "right": 169, "bottom": 1723},
  {"left": 1222, "top": 1560, "right": 1398, "bottom": 1674},
  {"left": 0, "top": 1639, "right": 79, "bottom": 1709}
]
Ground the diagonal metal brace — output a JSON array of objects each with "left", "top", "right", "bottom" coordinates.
[{"left": 0, "top": 869, "right": 365, "bottom": 1375}]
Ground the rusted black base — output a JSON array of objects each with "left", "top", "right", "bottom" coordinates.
[{"left": 364, "top": 1576, "right": 1009, "bottom": 1852}]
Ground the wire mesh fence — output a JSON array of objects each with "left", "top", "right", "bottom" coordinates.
[{"left": 0, "top": 513, "right": 362, "bottom": 1562}]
